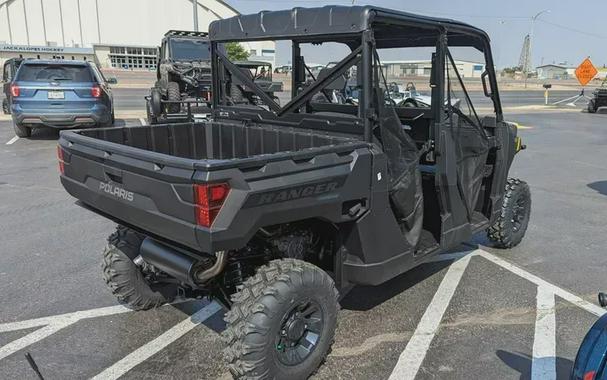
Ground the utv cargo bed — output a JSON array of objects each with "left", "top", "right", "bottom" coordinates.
[{"left": 58, "top": 121, "right": 371, "bottom": 253}]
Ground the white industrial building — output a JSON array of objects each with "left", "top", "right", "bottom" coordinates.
[
  {"left": 382, "top": 60, "right": 486, "bottom": 78},
  {"left": 0, "top": 0, "right": 275, "bottom": 69}
]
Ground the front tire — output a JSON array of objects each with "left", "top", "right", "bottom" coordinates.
[
  {"left": 222, "top": 259, "right": 339, "bottom": 380},
  {"left": 588, "top": 99, "right": 596, "bottom": 113},
  {"left": 102, "top": 226, "right": 175, "bottom": 310},
  {"left": 13, "top": 122, "right": 31, "bottom": 138},
  {"left": 166, "top": 81, "right": 181, "bottom": 114},
  {"left": 488, "top": 178, "right": 531, "bottom": 248}
]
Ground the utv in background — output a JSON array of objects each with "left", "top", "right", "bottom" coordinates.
[
  {"left": 59, "top": 6, "right": 531, "bottom": 379},
  {"left": 2, "top": 58, "right": 24, "bottom": 114},
  {"left": 230, "top": 61, "right": 283, "bottom": 105},
  {"left": 588, "top": 78, "right": 607, "bottom": 113},
  {"left": 146, "top": 30, "right": 212, "bottom": 124}
]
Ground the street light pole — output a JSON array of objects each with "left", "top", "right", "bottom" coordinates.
[
  {"left": 192, "top": 0, "right": 198, "bottom": 32},
  {"left": 528, "top": 10, "right": 551, "bottom": 69}
]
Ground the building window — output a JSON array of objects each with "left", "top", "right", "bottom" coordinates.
[
  {"left": 261, "top": 49, "right": 275, "bottom": 57},
  {"left": 250, "top": 49, "right": 257, "bottom": 56},
  {"left": 37, "top": 55, "right": 40, "bottom": 59},
  {"left": 108, "top": 45, "right": 158, "bottom": 69}
]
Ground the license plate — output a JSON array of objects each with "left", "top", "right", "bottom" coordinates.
[{"left": 48, "top": 91, "right": 64, "bottom": 99}]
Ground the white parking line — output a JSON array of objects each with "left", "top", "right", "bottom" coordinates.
[
  {"left": 5, "top": 136, "right": 19, "bottom": 145},
  {"left": 139, "top": 118, "right": 147, "bottom": 126},
  {"left": 388, "top": 252, "right": 473, "bottom": 380},
  {"left": 478, "top": 250, "right": 606, "bottom": 317},
  {"left": 0, "top": 321, "right": 73, "bottom": 361},
  {"left": 0, "top": 304, "right": 131, "bottom": 333},
  {"left": 531, "top": 286, "right": 556, "bottom": 380},
  {"left": 91, "top": 301, "right": 223, "bottom": 380}
]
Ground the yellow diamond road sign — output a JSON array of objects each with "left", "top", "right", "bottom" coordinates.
[{"left": 575, "top": 58, "right": 598, "bottom": 86}]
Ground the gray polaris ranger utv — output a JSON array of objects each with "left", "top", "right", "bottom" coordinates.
[
  {"left": 146, "top": 30, "right": 212, "bottom": 124},
  {"left": 58, "top": 6, "right": 530, "bottom": 379}
]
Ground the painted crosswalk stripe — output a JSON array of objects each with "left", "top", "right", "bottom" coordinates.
[
  {"left": 6, "top": 136, "right": 19, "bottom": 145},
  {"left": 388, "top": 253, "right": 473, "bottom": 380},
  {"left": 531, "top": 286, "right": 556, "bottom": 380},
  {"left": 91, "top": 301, "right": 223, "bottom": 380},
  {"left": 139, "top": 118, "right": 147, "bottom": 126}
]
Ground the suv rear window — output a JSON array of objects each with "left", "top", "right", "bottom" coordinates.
[{"left": 16, "top": 64, "right": 94, "bottom": 82}]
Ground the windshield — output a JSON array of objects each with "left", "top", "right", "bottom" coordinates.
[
  {"left": 16, "top": 64, "right": 93, "bottom": 82},
  {"left": 170, "top": 38, "right": 210, "bottom": 61}
]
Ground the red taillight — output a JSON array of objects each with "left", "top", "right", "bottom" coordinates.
[
  {"left": 91, "top": 86, "right": 102, "bottom": 98},
  {"left": 57, "top": 145, "right": 65, "bottom": 175},
  {"left": 584, "top": 371, "right": 596, "bottom": 380},
  {"left": 10, "top": 84, "right": 19, "bottom": 97},
  {"left": 194, "top": 183, "right": 230, "bottom": 227}
]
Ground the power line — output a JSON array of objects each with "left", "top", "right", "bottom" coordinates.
[{"left": 537, "top": 19, "right": 607, "bottom": 39}]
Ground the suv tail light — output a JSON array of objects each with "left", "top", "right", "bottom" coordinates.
[
  {"left": 91, "top": 86, "right": 102, "bottom": 98},
  {"left": 194, "top": 183, "right": 230, "bottom": 227},
  {"left": 10, "top": 84, "right": 19, "bottom": 97},
  {"left": 57, "top": 145, "right": 65, "bottom": 174}
]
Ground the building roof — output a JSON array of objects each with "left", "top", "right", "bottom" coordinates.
[
  {"left": 536, "top": 64, "right": 568, "bottom": 69},
  {"left": 209, "top": 5, "right": 490, "bottom": 50}
]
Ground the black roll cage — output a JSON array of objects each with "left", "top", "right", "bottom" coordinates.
[{"left": 210, "top": 7, "right": 502, "bottom": 144}]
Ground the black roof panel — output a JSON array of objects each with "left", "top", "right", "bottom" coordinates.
[{"left": 209, "top": 5, "right": 489, "bottom": 43}]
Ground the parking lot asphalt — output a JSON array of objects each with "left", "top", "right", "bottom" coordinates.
[{"left": 1, "top": 108, "right": 607, "bottom": 379}]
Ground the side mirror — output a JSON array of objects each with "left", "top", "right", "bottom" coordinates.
[
  {"left": 481, "top": 71, "right": 492, "bottom": 97},
  {"left": 106, "top": 77, "right": 118, "bottom": 85}
]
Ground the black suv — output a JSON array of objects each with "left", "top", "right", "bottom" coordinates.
[{"left": 2, "top": 58, "right": 24, "bottom": 114}]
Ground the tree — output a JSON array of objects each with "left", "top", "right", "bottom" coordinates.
[{"left": 225, "top": 42, "right": 250, "bottom": 61}]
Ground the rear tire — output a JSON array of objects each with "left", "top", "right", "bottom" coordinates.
[
  {"left": 102, "top": 225, "right": 175, "bottom": 310},
  {"left": 222, "top": 259, "right": 339, "bottom": 380},
  {"left": 487, "top": 178, "right": 531, "bottom": 248},
  {"left": 13, "top": 122, "right": 31, "bottom": 138},
  {"left": 166, "top": 81, "right": 181, "bottom": 114}
]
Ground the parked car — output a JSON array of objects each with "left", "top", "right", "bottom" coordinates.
[
  {"left": 572, "top": 293, "right": 607, "bottom": 379},
  {"left": 58, "top": 6, "right": 530, "bottom": 379},
  {"left": 2, "top": 57, "right": 24, "bottom": 114},
  {"left": 9, "top": 60, "right": 116, "bottom": 137}
]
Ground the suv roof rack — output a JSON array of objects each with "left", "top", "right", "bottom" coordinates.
[{"left": 164, "top": 30, "right": 209, "bottom": 38}]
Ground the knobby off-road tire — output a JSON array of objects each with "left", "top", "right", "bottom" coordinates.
[
  {"left": 166, "top": 81, "right": 181, "bottom": 114},
  {"left": 230, "top": 82, "right": 246, "bottom": 104},
  {"left": 102, "top": 225, "right": 174, "bottom": 310},
  {"left": 588, "top": 99, "right": 596, "bottom": 113},
  {"left": 13, "top": 122, "right": 30, "bottom": 138},
  {"left": 222, "top": 259, "right": 339, "bottom": 380},
  {"left": 488, "top": 178, "right": 531, "bottom": 248}
]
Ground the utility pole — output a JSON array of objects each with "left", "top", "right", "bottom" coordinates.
[
  {"left": 192, "top": 0, "right": 198, "bottom": 32},
  {"left": 39, "top": 0, "right": 47, "bottom": 45}
]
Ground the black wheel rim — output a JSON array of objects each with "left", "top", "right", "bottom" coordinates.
[
  {"left": 275, "top": 300, "right": 323, "bottom": 366},
  {"left": 512, "top": 195, "right": 528, "bottom": 232}
]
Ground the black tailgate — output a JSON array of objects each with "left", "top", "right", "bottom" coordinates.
[{"left": 58, "top": 132, "right": 202, "bottom": 250}]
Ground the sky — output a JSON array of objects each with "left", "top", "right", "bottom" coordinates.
[{"left": 225, "top": 0, "right": 607, "bottom": 68}]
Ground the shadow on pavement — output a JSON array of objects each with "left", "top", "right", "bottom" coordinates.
[
  {"left": 496, "top": 350, "right": 573, "bottom": 380},
  {"left": 341, "top": 259, "right": 454, "bottom": 312},
  {"left": 588, "top": 181, "right": 607, "bottom": 196}
]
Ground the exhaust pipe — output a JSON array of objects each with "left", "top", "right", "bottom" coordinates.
[{"left": 139, "top": 238, "right": 227, "bottom": 286}]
